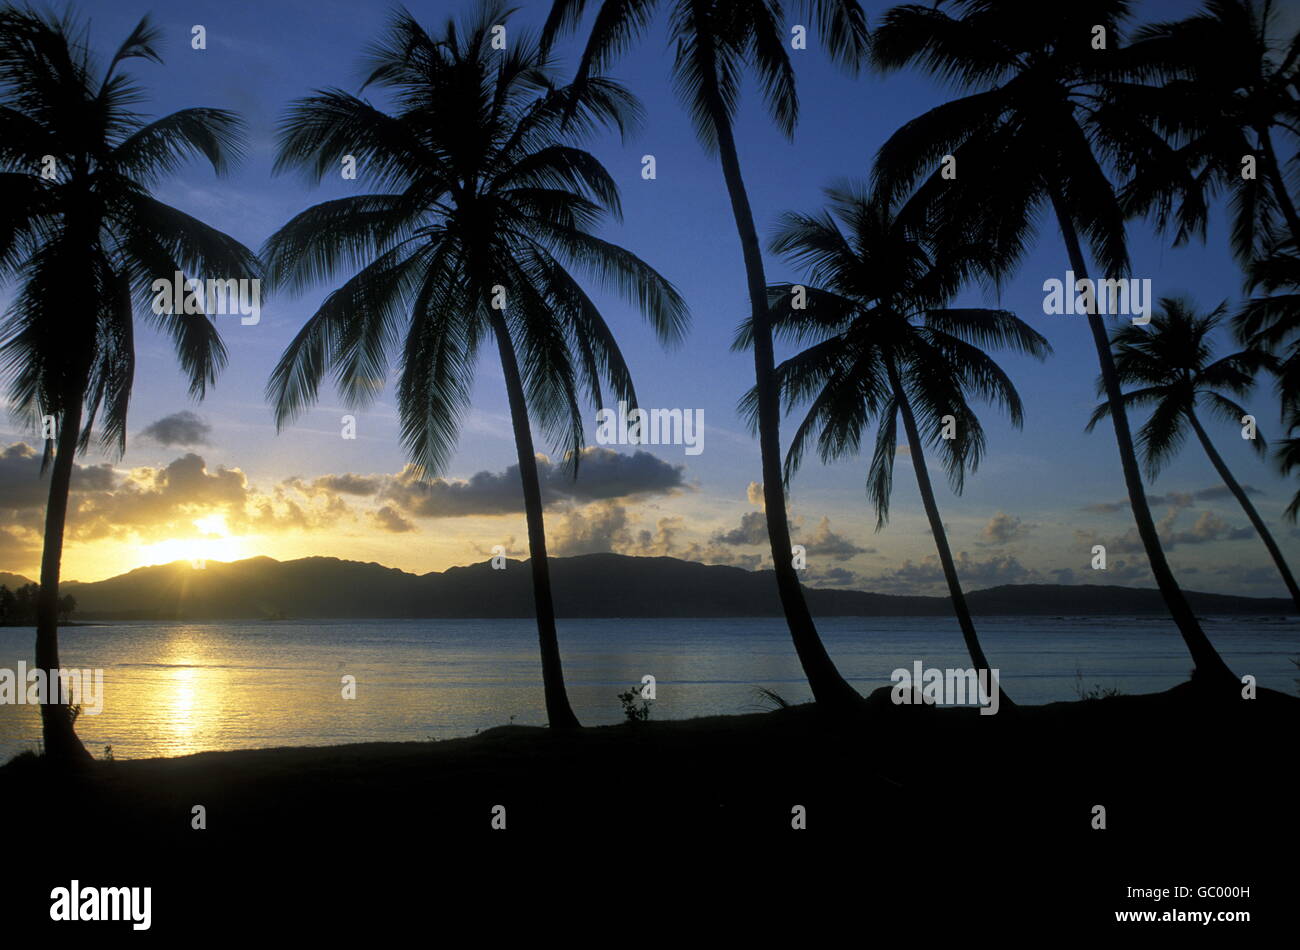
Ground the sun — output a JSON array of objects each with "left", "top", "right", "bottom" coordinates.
[{"left": 137, "top": 513, "right": 246, "bottom": 568}]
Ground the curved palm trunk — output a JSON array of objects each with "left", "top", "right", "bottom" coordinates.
[
  {"left": 888, "top": 361, "right": 1013, "bottom": 708},
  {"left": 1049, "top": 191, "right": 1235, "bottom": 686},
  {"left": 488, "top": 310, "right": 581, "bottom": 729},
  {"left": 36, "top": 395, "right": 92, "bottom": 762},
  {"left": 693, "top": 26, "right": 858, "bottom": 709},
  {"left": 1186, "top": 408, "right": 1300, "bottom": 612}
]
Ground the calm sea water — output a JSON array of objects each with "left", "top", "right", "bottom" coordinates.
[{"left": 1, "top": 616, "right": 1296, "bottom": 762}]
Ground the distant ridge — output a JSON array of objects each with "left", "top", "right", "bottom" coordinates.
[{"left": 16, "top": 553, "right": 1291, "bottom": 620}]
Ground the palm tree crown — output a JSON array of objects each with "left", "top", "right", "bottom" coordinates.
[
  {"left": 1117, "top": 0, "right": 1300, "bottom": 259},
  {"left": 1089, "top": 297, "right": 1269, "bottom": 478}
]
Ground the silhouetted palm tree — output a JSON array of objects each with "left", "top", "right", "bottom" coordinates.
[
  {"left": 738, "top": 183, "right": 1049, "bottom": 698},
  {"left": 872, "top": 0, "right": 1237, "bottom": 685},
  {"left": 0, "top": 10, "right": 257, "bottom": 760},
  {"left": 1117, "top": 0, "right": 1300, "bottom": 259},
  {"left": 543, "top": 0, "right": 870, "bottom": 708},
  {"left": 1089, "top": 297, "right": 1298, "bottom": 611},
  {"left": 1236, "top": 242, "right": 1300, "bottom": 520},
  {"left": 263, "top": 8, "right": 687, "bottom": 729}
]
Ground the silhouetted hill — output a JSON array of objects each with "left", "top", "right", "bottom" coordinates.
[{"left": 46, "top": 553, "right": 1294, "bottom": 620}]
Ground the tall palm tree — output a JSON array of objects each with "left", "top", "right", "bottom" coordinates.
[
  {"left": 738, "top": 183, "right": 1050, "bottom": 699},
  {"left": 1088, "top": 297, "right": 1299, "bottom": 611},
  {"left": 0, "top": 10, "right": 257, "bottom": 761},
  {"left": 871, "top": 0, "right": 1237, "bottom": 686},
  {"left": 263, "top": 9, "right": 687, "bottom": 730},
  {"left": 1116, "top": 0, "right": 1300, "bottom": 260},
  {"left": 543, "top": 0, "right": 870, "bottom": 708}
]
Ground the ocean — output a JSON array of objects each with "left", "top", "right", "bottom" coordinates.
[{"left": 1, "top": 615, "right": 1296, "bottom": 761}]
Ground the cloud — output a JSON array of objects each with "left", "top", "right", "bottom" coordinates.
[
  {"left": 713, "top": 511, "right": 869, "bottom": 561},
  {"left": 139, "top": 411, "right": 211, "bottom": 447},
  {"left": 1081, "top": 485, "right": 1261, "bottom": 514},
  {"left": 311, "top": 474, "right": 383, "bottom": 496},
  {"left": 1077, "top": 503, "right": 1254, "bottom": 554},
  {"left": 747, "top": 481, "right": 764, "bottom": 507},
  {"left": 865, "top": 551, "right": 1042, "bottom": 595},
  {"left": 806, "top": 565, "right": 861, "bottom": 588},
  {"left": 713, "top": 510, "right": 768, "bottom": 546},
  {"left": 548, "top": 501, "right": 632, "bottom": 556},
  {"left": 372, "top": 505, "right": 415, "bottom": 533},
  {"left": 979, "top": 511, "right": 1032, "bottom": 546},
  {"left": 800, "top": 517, "right": 871, "bottom": 560},
  {"left": 0, "top": 442, "right": 116, "bottom": 511},
  {"left": 0, "top": 443, "right": 362, "bottom": 551},
  {"left": 383, "top": 447, "right": 687, "bottom": 518}
]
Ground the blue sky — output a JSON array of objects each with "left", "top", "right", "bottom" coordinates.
[{"left": 2, "top": 0, "right": 1299, "bottom": 598}]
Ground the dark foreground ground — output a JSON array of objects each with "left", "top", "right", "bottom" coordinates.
[{"left": 3, "top": 682, "right": 1296, "bottom": 937}]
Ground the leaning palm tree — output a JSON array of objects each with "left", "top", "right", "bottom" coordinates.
[
  {"left": 1088, "top": 297, "right": 1299, "bottom": 612},
  {"left": 263, "top": 8, "right": 687, "bottom": 730},
  {"left": 738, "top": 183, "right": 1050, "bottom": 700},
  {"left": 0, "top": 9, "right": 258, "bottom": 761},
  {"left": 543, "top": 0, "right": 870, "bottom": 708},
  {"left": 871, "top": 0, "right": 1237, "bottom": 685},
  {"left": 1115, "top": 0, "right": 1300, "bottom": 260}
]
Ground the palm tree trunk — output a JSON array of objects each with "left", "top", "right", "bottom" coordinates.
[
  {"left": 1256, "top": 125, "right": 1300, "bottom": 249},
  {"left": 1186, "top": 408, "right": 1300, "bottom": 612},
  {"left": 692, "top": 21, "right": 858, "bottom": 709},
  {"left": 1049, "top": 190, "right": 1235, "bottom": 686},
  {"left": 488, "top": 310, "right": 581, "bottom": 729},
  {"left": 887, "top": 360, "right": 1013, "bottom": 707},
  {"left": 36, "top": 394, "right": 92, "bottom": 762}
]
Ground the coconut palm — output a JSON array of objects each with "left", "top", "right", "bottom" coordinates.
[
  {"left": 1088, "top": 297, "right": 1298, "bottom": 611},
  {"left": 1235, "top": 242, "right": 1300, "bottom": 520},
  {"left": 1115, "top": 0, "right": 1300, "bottom": 260},
  {"left": 0, "top": 10, "right": 258, "bottom": 761},
  {"left": 738, "top": 183, "right": 1049, "bottom": 698},
  {"left": 542, "top": 0, "right": 870, "bottom": 708},
  {"left": 871, "top": 0, "right": 1237, "bottom": 685},
  {"left": 263, "top": 8, "right": 688, "bottom": 729}
]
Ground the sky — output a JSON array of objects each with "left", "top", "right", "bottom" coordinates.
[{"left": 2, "top": 0, "right": 1299, "bottom": 599}]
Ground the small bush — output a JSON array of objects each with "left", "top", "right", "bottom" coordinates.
[{"left": 617, "top": 685, "right": 652, "bottom": 723}]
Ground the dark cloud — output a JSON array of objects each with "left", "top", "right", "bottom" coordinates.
[
  {"left": 384, "top": 447, "right": 687, "bottom": 518},
  {"left": 713, "top": 510, "right": 768, "bottom": 546},
  {"left": 0, "top": 442, "right": 116, "bottom": 511},
  {"left": 313, "top": 474, "right": 383, "bottom": 496},
  {"left": 713, "top": 511, "right": 869, "bottom": 561},
  {"left": 139, "top": 411, "right": 211, "bottom": 447},
  {"left": 806, "top": 565, "right": 860, "bottom": 588}
]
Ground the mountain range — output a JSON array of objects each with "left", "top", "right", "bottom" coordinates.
[{"left": 0, "top": 553, "right": 1291, "bottom": 620}]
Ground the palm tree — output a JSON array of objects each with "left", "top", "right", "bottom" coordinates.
[
  {"left": 1088, "top": 297, "right": 1299, "bottom": 611},
  {"left": 1116, "top": 0, "right": 1300, "bottom": 260},
  {"left": 0, "top": 10, "right": 257, "bottom": 761},
  {"left": 263, "top": 8, "right": 687, "bottom": 730},
  {"left": 871, "top": 0, "right": 1237, "bottom": 686},
  {"left": 738, "top": 183, "right": 1050, "bottom": 699},
  {"left": 542, "top": 0, "right": 870, "bottom": 708},
  {"left": 1235, "top": 242, "right": 1300, "bottom": 521}
]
